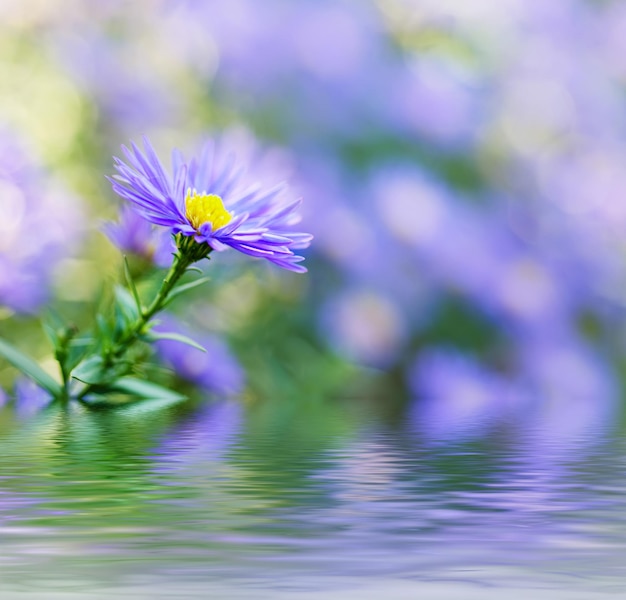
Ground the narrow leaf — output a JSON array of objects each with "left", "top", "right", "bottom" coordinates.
[
  {"left": 69, "top": 337, "right": 95, "bottom": 348},
  {"left": 66, "top": 337, "right": 95, "bottom": 372},
  {"left": 42, "top": 322, "right": 60, "bottom": 348},
  {"left": 111, "top": 377, "right": 186, "bottom": 401},
  {"left": 114, "top": 285, "right": 141, "bottom": 322},
  {"left": 0, "top": 338, "right": 62, "bottom": 396},
  {"left": 96, "top": 314, "right": 110, "bottom": 337},
  {"left": 165, "top": 277, "right": 210, "bottom": 305},
  {"left": 123, "top": 255, "right": 143, "bottom": 313},
  {"left": 144, "top": 331, "right": 207, "bottom": 352},
  {"left": 41, "top": 311, "right": 68, "bottom": 348},
  {"left": 71, "top": 355, "right": 105, "bottom": 385}
]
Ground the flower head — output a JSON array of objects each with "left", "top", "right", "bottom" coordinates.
[{"left": 109, "top": 137, "right": 312, "bottom": 272}]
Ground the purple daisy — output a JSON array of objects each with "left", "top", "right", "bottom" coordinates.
[{"left": 109, "top": 137, "right": 312, "bottom": 272}]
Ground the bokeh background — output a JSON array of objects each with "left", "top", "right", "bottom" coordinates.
[
  {"left": 1, "top": 0, "right": 626, "bottom": 433},
  {"left": 5, "top": 3, "right": 626, "bottom": 597}
]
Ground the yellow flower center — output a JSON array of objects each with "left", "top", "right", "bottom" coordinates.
[{"left": 185, "top": 189, "right": 233, "bottom": 232}]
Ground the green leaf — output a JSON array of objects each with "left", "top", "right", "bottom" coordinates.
[
  {"left": 71, "top": 355, "right": 105, "bottom": 385},
  {"left": 66, "top": 337, "right": 95, "bottom": 372},
  {"left": 110, "top": 377, "right": 186, "bottom": 401},
  {"left": 44, "top": 310, "right": 65, "bottom": 328},
  {"left": 164, "top": 277, "right": 210, "bottom": 305},
  {"left": 144, "top": 331, "right": 207, "bottom": 352},
  {"left": 69, "top": 337, "right": 95, "bottom": 349},
  {"left": 96, "top": 314, "right": 110, "bottom": 338},
  {"left": 42, "top": 322, "right": 60, "bottom": 348},
  {"left": 41, "top": 311, "right": 67, "bottom": 348},
  {"left": 0, "top": 338, "right": 62, "bottom": 396},
  {"left": 123, "top": 255, "right": 143, "bottom": 313},
  {"left": 114, "top": 285, "right": 141, "bottom": 322}
]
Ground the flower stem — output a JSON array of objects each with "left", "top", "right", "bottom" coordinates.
[
  {"left": 76, "top": 236, "right": 211, "bottom": 400},
  {"left": 111, "top": 240, "right": 211, "bottom": 360},
  {"left": 54, "top": 325, "right": 78, "bottom": 403},
  {"left": 114, "top": 252, "right": 192, "bottom": 355}
]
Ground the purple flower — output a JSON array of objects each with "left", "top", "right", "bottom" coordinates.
[
  {"left": 408, "top": 348, "right": 529, "bottom": 440},
  {"left": 103, "top": 205, "right": 175, "bottom": 268},
  {"left": 0, "top": 128, "right": 84, "bottom": 314},
  {"left": 319, "top": 287, "right": 405, "bottom": 368},
  {"left": 109, "top": 137, "right": 312, "bottom": 272},
  {"left": 12, "top": 379, "right": 53, "bottom": 418},
  {"left": 153, "top": 315, "right": 244, "bottom": 396},
  {"left": 388, "top": 57, "right": 482, "bottom": 148}
]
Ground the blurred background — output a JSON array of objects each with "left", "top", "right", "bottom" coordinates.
[
  {"left": 4, "top": 2, "right": 626, "bottom": 596},
  {"left": 1, "top": 0, "right": 626, "bottom": 430}
]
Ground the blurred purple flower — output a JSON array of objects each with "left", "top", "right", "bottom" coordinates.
[
  {"left": 389, "top": 57, "right": 482, "bottom": 148},
  {"left": 110, "top": 137, "right": 312, "bottom": 272},
  {"left": 153, "top": 315, "right": 244, "bottom": 396},
  {"left": 50, "top": 25, "right": 181, "bottom": 133},
  {"left": 180, "top": 0, "right": 382, "bottom": 88},
  {"left": 103, "top": 205, "right": 174, "bottom": 268},
  {"left": 320, "top": 288, "right": 405, "bottom": 369},
  {"left": 163, "top": 0, "right": 397, "bottom": 139},
  {"left": 0, "top": 129, "right": 83, "bottom": 314},
  {"left": 0, "top": 380, "right": 55, "bottom": 420},
  {"left": 517, "top": 334, "right": 619, "bottom": 434},
  {"left": 408, "top": 348, "right": 529, "bottom": 440},
  {"left": 12, "top": 379, "right": 53, "bottom": 418},
  {"left": 298, "top": 161, "right": 380, "bottom": 273},
  {"left": 408, "top": 332, "right": 618, "bottom": 444}
]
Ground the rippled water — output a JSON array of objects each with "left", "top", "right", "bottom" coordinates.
[{"left": 0, "top": 393, "right": 625, "bottom": 598}]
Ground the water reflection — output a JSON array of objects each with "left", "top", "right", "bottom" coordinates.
[{"left": 0, "top": 390, "right": 623, "bottom": 596}]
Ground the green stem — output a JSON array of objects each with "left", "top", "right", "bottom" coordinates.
[
  {"left": 59, "top": 367, "right": 71, "bottom": 403},
  {"left": 76, "top": 236, "right": 211, "bottom": 400},
  {"left": 54, "top": 326, "right": 77, "bottom": 403},
  {"left": 111, "top": 252, "right": 192, "bottom": 358}
]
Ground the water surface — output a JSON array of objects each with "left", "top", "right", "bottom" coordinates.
[{"left": 0, "top": 393, "right": 624, "bottom": 598}]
